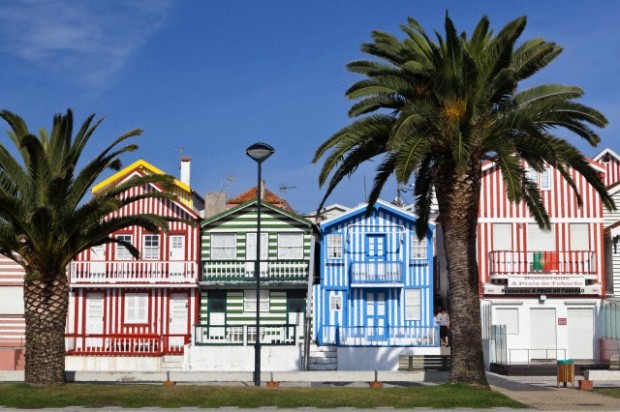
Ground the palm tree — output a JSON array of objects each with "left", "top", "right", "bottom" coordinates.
[
  {"left": 313, "top": 15, "right": 614, "bottom": 386},
  {"left": 0, "top": 109, "right": 182, "bottom": 386}
]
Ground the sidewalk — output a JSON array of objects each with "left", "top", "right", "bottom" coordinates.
[{"left": 488, "top": 372, "right": 620, "bottom": 411}]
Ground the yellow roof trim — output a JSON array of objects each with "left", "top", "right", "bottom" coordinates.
[{"left": 91, "top": 159, "right": 190, "bottom": 193}]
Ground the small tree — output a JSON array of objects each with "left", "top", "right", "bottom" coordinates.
[{"left": 0, "top": 110, "right": 181, "bottom": 385}]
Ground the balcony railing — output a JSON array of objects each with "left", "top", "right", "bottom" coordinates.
[
  {"left": 69, "top": 261, "right": 198, "bottom": 284},
  {"left": 194, "top": 324, "right": 298, "bottom": 346},
  {"left": 488, "top": 251, "right": 596, "bottom": 275},
  {"left": 202, "top": 260, "right": 309, "bottom": 283},
  {"left": 350, "top": 262, "right": 403, "bottom": 285},
  {"left": 317, "top": 325, "right": 439, "bottom": 347},
  {"left": 65, "top": 333, "right": 189, "bottom": 355}
]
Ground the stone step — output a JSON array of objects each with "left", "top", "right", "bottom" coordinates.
[
  {"left": 308, "top": 351, "right": 337, "bottom": 359},
  {"left": 309, "top": 357, "right": 338, "bottom": 365}
]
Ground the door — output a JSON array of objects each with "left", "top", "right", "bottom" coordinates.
[
  {"left": 246, "top": 233, "right": 268, "bottom": 277},
  {"left": 90, "top": 245, "right": 105, "bottom": 279},
  {"left": 568, "top": 307, "right": 594, "bottom": 360},
  {"left": 366, "top": 291, "right": 388, "bottom": 341},
  {"left": 168, "top": 293, "right": 188, "bottom": 351},
  {"left": 169, "top": 235, "right": 185, "bottom": 279},
  {"left": 85, "top": 293, "right": 104, "bottom": 349},
  {"left": 366, "top": 234, "right": 386, "bottom": 281},
  {"left": 530, "top": 308, "right": 557, "bottom": 361}
]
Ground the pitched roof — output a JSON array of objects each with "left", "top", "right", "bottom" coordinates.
[
  {"left": 227, "top": 186, "right": 292, "bottom": 211},
  {"left": 202, "top": 198, "right": 313, "bottom": 229},
  {"left": 90, "top": 159, "right": 196, "bottom": 214},
  {"left": 92, "top": 159, "right": 190, "bottom": 194}
]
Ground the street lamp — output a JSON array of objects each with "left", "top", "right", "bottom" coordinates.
[{"left": 245, "top": 142, "right": 274, "bottom": 387}]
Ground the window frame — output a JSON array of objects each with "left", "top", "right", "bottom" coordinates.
[
  {"left": 404, "top": 289, "right": 421, "bottom": 321},
  {"left": 115, "top": 234, "right": 133, "bottom": 260},
  {"left": 277, "top": 233, "right": 304, "bottom": 260},
  {"left": 243, "top": 290, "right": 269, "bottom": 313},
  {"left": 124, "top": 292, "right": 148, "bottom": 324},
  {"left": 143, "top": 234, "right": 160, "bottom": 260},
  {"left": 411, "top": 236, "right": 427, "bottom": 260},
  {"left": 326, "top": 233, "right": 343, "bottom": 259},
  {"left": 211, "top": 233, "right": 237, "bottom": 260}
]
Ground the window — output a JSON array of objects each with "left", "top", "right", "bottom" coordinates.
[
  {"left": 528, "top": 167, "right": 552, "bottom": 190},
  {"left": 330, "top": 295, "right": 342, "bottom": 311},
  {"left": 492, "top": 224, "right": 512, "bottom": 250},
  {"left": 278, "top": 233, "right": 304, "bottom": 259},
  {"left": 528, "top": 224, "right": 555, "bottom": 251},
  {"left": 570, "top": 223, "right": 590, "bottom": 250},
  {"left": 246, "top": 233, "right": 268, "bottom": 260},
  {"left": 244, "top": 290, "right": 269, "bottom": 312},
  {"left": 115, "top": 235, "right": 133, "bottom": 260},
  {"left": 405, "top": 289, "right": 421, "bottom": 321},
  {"left": 143, "top": 235, "right": 160, "bottom": 260},
  {"left": 411, "top": 236, "right": 427, "bottom": 259},
  {"left": 124, "top": 293, "right": 148, "bottom": 324},
  {"left": 211, "top": 233, "right": 236, "bottom": 259},
  {"left": 327, "top": 234, "right": 343, "bottom": 259},
  {"left": 493, "top": 308, "right": 519, "bottom": 334}
]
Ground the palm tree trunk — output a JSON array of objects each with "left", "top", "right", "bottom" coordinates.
[
  {"left": 436, "top": 165, "right": 488, "bottom": 387},
  {"left": 23, "top": 269, "right": 69, "bottom": 386}
]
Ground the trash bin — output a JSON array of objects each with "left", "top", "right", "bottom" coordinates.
[{"left": 557, "top": 359, "right": 574, "bottom": 388}]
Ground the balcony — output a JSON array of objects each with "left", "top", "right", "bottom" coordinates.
[
  {"left": 69, "top": 261, "right": 199, "bottom": 285},
  {"left": 193, "top": 324, "right": 298, "bottom": 346},
  {"left": 65, "top": 333, "right": 189, "bottom": 355},
  {"left": 349, "top": 262, "right": 404, "bottom": 286},
  {"left": 317, "top": 325, "right": 439, "bottom": 347},
  {"left": 488, "top": 251, "right": 596, "bottom": 277},
  {"left": 201, "top": 259, "right": 309, "bottom": 286}
]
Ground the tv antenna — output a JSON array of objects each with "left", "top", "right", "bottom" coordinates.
[
  {"left": 279, "top": 183, "right": 296, "bottom": 195},
  {"left": 221, "top": 175, "right": 236, "bottom": 194}
]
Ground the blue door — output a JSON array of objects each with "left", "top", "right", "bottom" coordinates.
[
  {"left": 366, "top": 234, "right": 386, "bottom": 282},
  {"left": 366, "top": 290, "right": 388, "bottom": 341}
]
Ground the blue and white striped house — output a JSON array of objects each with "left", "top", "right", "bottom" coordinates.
[{"left": 313, "top": 200, "right": 440, "bottom": 370}]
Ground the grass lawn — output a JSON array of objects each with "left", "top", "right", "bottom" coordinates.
[
  {"left": 594, "top": 388, "right": 620, "bottom": 398},
  {"left": 0, "top": 383, "right": 527, "bottom": 409}
]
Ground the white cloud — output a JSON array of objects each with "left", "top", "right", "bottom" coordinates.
[{"left": 0, "top": 0, "right": 173, "bottom": 88}]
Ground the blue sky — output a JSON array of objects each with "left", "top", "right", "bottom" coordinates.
[{"left": 0, "top": 1, "right": 618, "bottom": 214}]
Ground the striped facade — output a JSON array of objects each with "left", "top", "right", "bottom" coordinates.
[
  {"left": 67, "top": 160, "right": 201, "bottom": 360},
  {"left": 314, "top": 200, "right": 438, "bottom": 348},
  {"left": 196, "top": 199, "right": 315, "bottom": 349},
  {"left": 476, "top": 160, "right": 606, "bottom": 365},
  {"left": 0, "top": 254, "right": 25, "bottom": 370},
  {"left": 479, "top": 160, "right": 605, "bottom": 295}
]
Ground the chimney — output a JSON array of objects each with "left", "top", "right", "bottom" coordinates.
[
  {"left": 180, "top": 156, "right": 191, "bottom": 186},
  {"left": 205, "top": 192, "right": 227, "bottom": 218},
  {"left": 260, "top": 180, "right": 266, "bottom": 200}
]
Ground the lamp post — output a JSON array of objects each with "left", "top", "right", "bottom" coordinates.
[{"left": 245, "top": 142, "right": 274, "bottom": 387}]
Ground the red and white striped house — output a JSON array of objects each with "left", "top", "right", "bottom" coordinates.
[
  {"left": 65, "top": 158, "right": 202, "bottom": 371},
  {"left": 473, "top": 159, "right": 606, "bottom": 367},
  {"left": 593, "top": 148, "right": 620, "bottom": 361},
  {"left": 0, "top": 255, "right": 26, "bottom": 370}
]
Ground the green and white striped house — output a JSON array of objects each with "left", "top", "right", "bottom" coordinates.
[{"left": 195, "top": 197, "right": 317, "bottom": 355}]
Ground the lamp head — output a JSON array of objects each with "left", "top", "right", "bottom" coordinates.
[{"left": 246, "top": 142, "right": 274, "bottom": 163}]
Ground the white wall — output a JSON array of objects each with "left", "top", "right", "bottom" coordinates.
[
  {"left": 186, "top": 345, "right": 301, "bottom": 371},
  {"left": 337, "top": 346, "right": 441, "bottom": 371},
  {"left": 484, "top": 298, "right": 602, "bottom": 365},
  {"left": 65, "top": 356, "right": 161, "bottom": 371}
]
